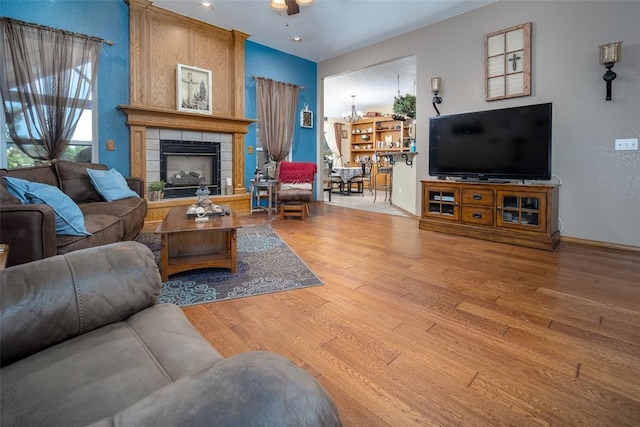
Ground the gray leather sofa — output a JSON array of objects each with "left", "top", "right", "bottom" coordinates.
[{"left": 0, "top": 241, "right": 341, "bottom": 426}]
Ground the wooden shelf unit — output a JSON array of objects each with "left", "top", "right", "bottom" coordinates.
[
  {"left": 349, "top": 117, "right": 412, "bottom": 161},
  {"left": 420, "top": 181, "right": 560, "bottom": 251}
]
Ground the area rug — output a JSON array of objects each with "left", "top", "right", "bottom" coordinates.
[{"left": 135, "top": 224, "right": 322, "bottom": 307}]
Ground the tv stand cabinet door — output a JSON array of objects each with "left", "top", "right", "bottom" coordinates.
[
  {"left": 422, "top": 184, "right": 460, "bottom": 221},
  {"left": 496, "top": 190, "right": 547, "bottom": 233}
]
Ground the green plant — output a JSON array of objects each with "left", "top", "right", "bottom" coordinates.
[
  {"left": 148, "top": 180, "right": 166, "bottom": 192},
  {"left": 393, "top": 93, "right": 416, "bottom": 119}
]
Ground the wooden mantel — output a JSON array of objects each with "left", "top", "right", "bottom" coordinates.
[{"left": 118, "top": 105, "right": 255, "bottom": 134}]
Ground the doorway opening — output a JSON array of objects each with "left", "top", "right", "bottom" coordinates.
[{"left": 322, "top": 55, "right": 416, "bottom": 217}]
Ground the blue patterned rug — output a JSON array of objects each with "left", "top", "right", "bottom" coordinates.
[{"left": 136, "top": 224, "right": 322, "bottom": 307}]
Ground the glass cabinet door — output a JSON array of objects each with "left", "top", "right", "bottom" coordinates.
[
  {"left": 423, "top": 187, "right": 460, "bottom": 221},
  {"left": 497, "top": 191, "right": 545, "bottom": 232}
]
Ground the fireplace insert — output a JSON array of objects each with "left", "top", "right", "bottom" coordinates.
[{"left": 160, "top": 140, "right": 221, "bottom": 198}]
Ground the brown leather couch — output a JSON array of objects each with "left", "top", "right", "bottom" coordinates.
[
  {"left": 0, "top": 160, "right": 147, "bottom": 267},
  {"left": 0, "top": 241, "right": 342, "bottom": 426}
]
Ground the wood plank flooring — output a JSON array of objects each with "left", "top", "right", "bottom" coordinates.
[{"left": 177, "top": 203, "right": 640, "bottom": 426}]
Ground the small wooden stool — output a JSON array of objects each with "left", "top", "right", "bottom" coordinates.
[{"left": 281, "top": 203, "right": 307, "bottom": 220}]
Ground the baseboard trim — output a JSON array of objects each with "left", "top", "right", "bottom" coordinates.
[
  {"left": 391, "top": 203, "right": 419, "bottom": 219},
  {"left": 560, "top": 236, "right": 640, "bottom": 253}
]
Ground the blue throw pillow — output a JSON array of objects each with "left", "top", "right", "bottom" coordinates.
[
  {"left": 3, "top": 176, "right": 32, "bottom": 203},
  {"left": 4, "top": 176, "right": 91, "bottom": 236},
  {"left": 86, "top": 168, "right": 138, "bottom": 202}
]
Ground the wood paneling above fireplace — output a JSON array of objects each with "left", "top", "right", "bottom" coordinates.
[{"left": 125, "top": 0, "right": 248, "bottom": 116}]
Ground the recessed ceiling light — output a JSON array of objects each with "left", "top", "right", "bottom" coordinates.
[
  {"left": 292, "top": 37, "right": 303, "bottom": 42},
  {"left": 200, "top": 1, "right": 214, "bottom": 10}
]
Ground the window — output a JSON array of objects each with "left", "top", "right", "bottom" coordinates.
[
  {"left": 0, "top": 18, "right": 101, "bottom": 169},
  {"left": 255, "top": 124, "right": 291, "bottom": 168},
  {"left": 1, "top": 75, "right": 97, "bottom": 169}
]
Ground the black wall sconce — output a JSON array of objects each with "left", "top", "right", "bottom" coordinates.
[
  {"left": 599, "top": 41, "right": 622, "bottom": 101},
  {"left": 431, "top": 77, "right": 443, "bottom": 116}
]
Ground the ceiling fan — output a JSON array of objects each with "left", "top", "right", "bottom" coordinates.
[{"left": 270, "top": 0, "right": 313, "bottom": 16}]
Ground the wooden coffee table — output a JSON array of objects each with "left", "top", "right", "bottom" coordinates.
[{"left": 155, "top": 204, "right": 241, "bottom": 281}]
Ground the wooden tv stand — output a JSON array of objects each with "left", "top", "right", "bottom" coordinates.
[{"left": 419, "top": 180, "right": 560, "bottom": 251}]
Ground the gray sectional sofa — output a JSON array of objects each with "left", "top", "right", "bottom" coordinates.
[{"left": 0, "top": 241, "right": 342, "bottom": 426}]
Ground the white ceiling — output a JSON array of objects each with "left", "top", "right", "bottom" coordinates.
[
  {"left": 153, "top": 0, "right": 494, "bottom": 118},
  {"left": 323, "top": 55, "right": 417, "bottom": 119}
]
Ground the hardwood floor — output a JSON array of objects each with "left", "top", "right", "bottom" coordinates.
[{"left": 179, "top": 203, "right": 640, "bottom": 426}]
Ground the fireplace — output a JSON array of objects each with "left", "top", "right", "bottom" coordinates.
[
  {"left": 160, "top": 139, "right": 220, "bottom": 199},
  {"left": 119, "top": 106, "right": 255, "bottom": 205}
]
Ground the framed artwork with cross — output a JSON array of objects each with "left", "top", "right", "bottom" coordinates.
[{"left": 485, "top": 22, "right": 531, "bottom": 101}]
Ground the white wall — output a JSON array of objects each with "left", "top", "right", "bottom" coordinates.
[{"left": 318, "top": 1, "right": 640, "bottom": 247}]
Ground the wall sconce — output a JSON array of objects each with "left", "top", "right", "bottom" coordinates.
[
  {"left": 431, "top": 77, "right": 443, "bottom": 116},
  {"left": 599, "top": 41, "right": 622, "bottom": 101}
]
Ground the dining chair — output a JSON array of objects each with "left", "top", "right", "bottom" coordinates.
[
  {"left": 322, "top": 158, "right": 343, "bottom": 201},
  {"left": 347, "top": 158, "right": 372, "bottom": 196},
  {"left": 373, "top": 154, "right": 392, "bottom": 203}
]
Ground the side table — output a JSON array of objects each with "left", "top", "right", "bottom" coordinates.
[{"left": 250, "top": 179, "right": 279, "bottom": 216}]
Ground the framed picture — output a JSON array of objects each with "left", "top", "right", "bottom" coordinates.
[
  {"left": 341, "top": 130, "right": 348, "bottom": 139},
  {"left": 300, "top": 103, "right": 313, "bottom": 128},
  {"left": 485, "top": 22, "right": 531, "bottom": 101},
  {"left": 176, "top": 64, "right": 212, "bottom": 114}
]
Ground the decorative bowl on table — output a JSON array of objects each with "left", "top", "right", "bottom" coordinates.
[{"left": 186, "top": 203, "right": 225, "bottom": 218}]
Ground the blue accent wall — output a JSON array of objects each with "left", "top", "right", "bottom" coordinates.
[
  {"left": 244, "top": 40, "right": 317, "bottom": 189},
  {"left": 3, "top": 0, "right": 131, "bottom": 174}
]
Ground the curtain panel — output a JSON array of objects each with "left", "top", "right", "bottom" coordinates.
[
  {"left": 323, "top": 121, "right": 343, "bottom": 167},
  {"left": 255, "top": 77, "right": 299, "bottom": 165},
  {"left": 0, "top": 18, "right": 101, "bottom": 162},
  {"left": 333, "top": 122, "right": 342, "bottom": 159}
]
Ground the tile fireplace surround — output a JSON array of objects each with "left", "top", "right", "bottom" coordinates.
[{"left": 146, "top": 128, "right": 232, "bottom": 195}]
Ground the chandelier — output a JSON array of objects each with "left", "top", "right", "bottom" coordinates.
[{"left": 342, "top": 95, "right": 363, "bottom": 123}]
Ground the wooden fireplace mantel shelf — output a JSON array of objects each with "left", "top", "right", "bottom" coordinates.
[{"left": 118, "top": 105, "right": 256, "bottom": 134}]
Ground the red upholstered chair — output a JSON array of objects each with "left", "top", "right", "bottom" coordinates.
[{"left": 277, "top": 160, "right": 317, "bottom": 219}]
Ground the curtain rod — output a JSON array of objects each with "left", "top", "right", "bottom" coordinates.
[
  {"left": 252, "top": 75, "right": 304, "bottom": 91},
  {"left": 1, "top": 17, "right": 114, "bottom": 46}
]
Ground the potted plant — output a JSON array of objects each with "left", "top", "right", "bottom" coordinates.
[
  {"left": 148, "top": 180, "right": 166, "bottom": 202},
  {"left": 392, "top": 93, "right": 416, "bottom": 120}
]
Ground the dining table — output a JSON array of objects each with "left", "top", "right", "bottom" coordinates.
[{"left": 332, "top": 166, "right": 362, "bottom": 183}]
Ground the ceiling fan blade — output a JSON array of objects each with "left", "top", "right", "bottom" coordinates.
[{"left": 286, "top": 0, "right": 300, "bottom": 15}]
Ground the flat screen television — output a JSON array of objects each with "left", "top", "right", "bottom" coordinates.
[{"left": 428, "top": 103, "right": 552, "bottom": 181}]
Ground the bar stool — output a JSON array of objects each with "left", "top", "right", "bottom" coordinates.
[{"left": 373, "top": 154, "right": 392, "bottom": 203}]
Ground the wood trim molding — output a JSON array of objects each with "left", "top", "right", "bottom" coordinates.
[
  {"left": 129, "top": 126, "right": 146, "bottom": 179},
  {"left": 232, "top": 133, "right": 246, "bottom": 195},
  {"left": 560, "top": 236, "right": 640, "bottom": 253}
]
